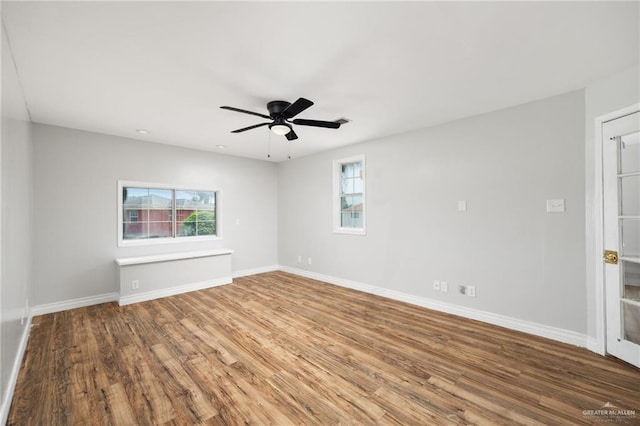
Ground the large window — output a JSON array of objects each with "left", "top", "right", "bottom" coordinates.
[
  {"left": 118, "top": 181, "right": 219, "bottom": 246},
  {"left": 333, "top": 155, "right": 366, "bottom": 234}
]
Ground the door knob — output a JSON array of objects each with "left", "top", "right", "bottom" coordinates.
[{"left": 604, "top": 250, "right": 618, "bottom": 265}]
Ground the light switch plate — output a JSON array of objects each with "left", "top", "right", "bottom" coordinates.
[
  {"left": 546, "top": 199, "right": 565, "bottom": 213},
  {"left": 458, "top": 200, "right": 467, "bottom": 212}
]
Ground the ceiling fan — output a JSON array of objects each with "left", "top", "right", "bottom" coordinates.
[{"left": 220, "top": 97, "right": 342, "bottom": 141}]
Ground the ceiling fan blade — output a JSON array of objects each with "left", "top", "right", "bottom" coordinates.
[
  {"left": 231, "top": 122, "right": 270, "bottom": 133},
  {"left": 292, "top": 118, "right": 341, "bottom": 129},
  {"left": 220, "top": 106, "right": 271, "bottom": 119},
  {"left": 285, "top": 129, "right": 298, "bottom": 141},
  {"left": 282, "top": 98, "right": 314, "bottom": 119}
]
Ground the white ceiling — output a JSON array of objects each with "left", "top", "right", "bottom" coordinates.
[{"left": 3, "top": 1, "right": 639, "bottom": 162}]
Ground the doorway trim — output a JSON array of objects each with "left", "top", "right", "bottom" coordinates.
[{"left": 593, "top": 103, "right": 640, "bottom": 356}]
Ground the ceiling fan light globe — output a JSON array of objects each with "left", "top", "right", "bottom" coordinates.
[{"left": 270, "top": 123, "right": 291, "bottom": 136}]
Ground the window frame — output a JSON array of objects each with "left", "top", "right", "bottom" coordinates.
[
  {"left": 117, "top": 180, "right": 222, "bottom": 247},
  {"left": 333, "top": 155, "right": 366, "bottom": 235}
]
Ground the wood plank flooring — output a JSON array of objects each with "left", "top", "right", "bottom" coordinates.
[{"left": 8, "top": 271, "right": 640, "bottom": 425}]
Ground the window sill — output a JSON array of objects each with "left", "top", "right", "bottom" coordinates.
[
  {"left": 118, "top": 235, "right": 221, "bottom": 248},
  {"left": 333, "top": 228, "right": 366, "bottom": 236}
]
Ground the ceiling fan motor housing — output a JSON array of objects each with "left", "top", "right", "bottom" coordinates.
[{"left": 266, "top": 100, "right": 292, "bottom": 118}]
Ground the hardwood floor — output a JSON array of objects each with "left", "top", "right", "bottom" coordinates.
[{"left": 8, "top": 271, "right": 640, "bottom": 425}]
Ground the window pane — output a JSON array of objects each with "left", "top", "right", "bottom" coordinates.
[
  {"left": 196, "top": 220, "right": 216, "bottom": 236},
  {"left": 123, "top": 187, "right": 172, "bottom": 209},
  {"left": 343, "top": 163, "right": 355, "bottom": 178},
  {"left": 179, "top": 216, "right": 216, "bottom": 236},
  {"left": 176, "top": 209, "right": 192, "bottom": 223},
  {"left": 353, "top": 161, "right": 362, "bottom": 178},
  {"left": 123, "top": 187, "right": 173, "bottom": 239},
  {"left": 147, "top": 218, "right": 173, "bottom": 238},
  {"left": 620, "top": 131, "right": 640, "bottom": 174},
  {"left": 176, "top": 191, "right": 216, "bottom": 209},
  {"left": 341, "top": 194, "right": 352, "bottom": 228},
  {"left": 623, "top": 260, "right": 640, "bottom": 302},
  {"left": 176, "top": 221, "right": 194, "bottom": 236},
  {"left": 623, "top": 301, "right": 640, "bottom": 345},
  {"left": 621, "top": 175, "right": 640, "bottom": 216},
  {"left": 340, "top": 195, "right": 364, "bottom": 228},
  {"left": 353, "top": 176, "right": 363, "bottom": 193},
  {"left": 350, "top": 212, "right": 363, "bottom": 228},
  {"left": 342, "top": 196, "right": 352, "bottom": 209},
  {"left": 342, "top": 178, "right": 354, "bottom": 195},
  {"left": 123, "top": 220, "right": 173, "bottom": 239},
  {"left": 341, "top": 210, "right": 363, "bottom": 228},
  {"left": 176, "top": 190, "right": 193, "bottom": 200},
  {"left": 181, "top": 212, "right": 196, "bottom": 223},
  {"left": 123, "top": 222, "right": 143, "bottom": 239},
  {"left": 341, "top": 212, "right": 353, "bottom": 228},
  {"left": 148, "top": 189, "right": 173, "bottom": 205},
  {"left": 621, "top": 218, "right": 640, "bottom": 257},
  {"left": 197, "top": 191, "right": 216, "bottom": 211}
]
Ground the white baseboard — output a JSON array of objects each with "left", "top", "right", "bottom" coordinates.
[
  {"left": 32, "top": 292, "right": 119, "bottom": 316},
  {"left": 586, "top": 336, "right": 604, "bottom": 355},
  {"left": 232, "top": 264, "right": 279, "bottom": 279},
  {"left": 118, "top": 277, "right": 232, "bottom": 306},
  {"left": 279, "top": 265, "right": 590, "bottom": 349},
  {"left": 0, "top": 314, "right": 32, "bottom": 425}
]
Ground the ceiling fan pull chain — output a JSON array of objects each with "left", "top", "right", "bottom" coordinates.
[
  {"left": 288, "top": 140, "right": 292, "bottom": 160},
  {"left": 267, "top": 131, "right": 272, "bottom": 158}
]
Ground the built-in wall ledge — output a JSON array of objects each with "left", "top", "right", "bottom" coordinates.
[
  {"left": 116, "top": 249, "right": 234, "bottom": 306},
  {"left": 115, "top": 248, "right": 234, "bottom": 266}
]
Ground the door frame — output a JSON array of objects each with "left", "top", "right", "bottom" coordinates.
[{"left": 593, "top": 103, "right": 640, "bottom": 356}]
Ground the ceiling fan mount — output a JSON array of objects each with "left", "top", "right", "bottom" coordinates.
[
  {"left": 220, "top": 97, "right": 342, "bottom": 141},
  {"left": 266, "top": 100, "right": 292, "bottom": 118}
]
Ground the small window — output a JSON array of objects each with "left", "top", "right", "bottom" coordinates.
[
  {"left": 119, "top": 182, "right": 220, "bottom": 246},
  {"left": 333, "top": 155, "right": 366, "bottom": 234}
]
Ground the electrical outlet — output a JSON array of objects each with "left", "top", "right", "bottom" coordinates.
[
  {"left": 132, "top": 280, "right": 139, "bottom": 290},
  {"left": 459, "top": 285, "right": 466, "bottom": 295},
  {"left": 467, "top": 285, "right": 476, "bottom": 297},
  {"left": 307, "top": 257, "right": 312, "bottom": 265},
  {"left": 297, "top": 255, "right": 302, "bottom": 263},
  {"left": 433, "top": 280, "right": 440, "bottom": 290},
  {"left": 440, "top": 281, "right": 448, "bottom": 292}
]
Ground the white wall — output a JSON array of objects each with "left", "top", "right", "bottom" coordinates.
[
  {"left": 585, "top": 64, "right": 640, "bottom": 344},
  {"left": 278, "top": 90, "right": 586, "bottom": 334},
  {"left": 1, "top": 16, "right": 33, "bottom": 422},
  {"left": 32, "top": 124, "right": 278, "bottom": 306}
]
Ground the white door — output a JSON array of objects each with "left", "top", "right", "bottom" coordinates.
[{"left": 603, "top": 110, "right": 640, "bottom": 367}]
